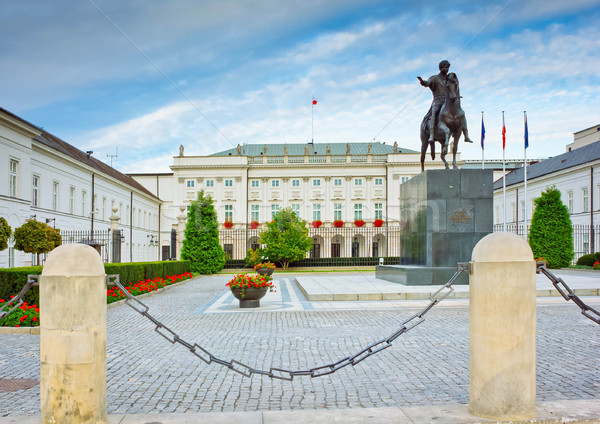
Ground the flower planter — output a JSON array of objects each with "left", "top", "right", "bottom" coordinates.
[
  {"left": 256, "top": 268, "right": 274, "bottom": 277},
  {"left": 230, "top": 286, "right": 268, "bottom": 308},
  {"left": 312, "top": 220, "right": 322, "bottom": 228}
]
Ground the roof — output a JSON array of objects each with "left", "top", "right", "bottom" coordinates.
[
  {"left": 210, "top": 142, "right": 417, "bottom": 157},
  {"left": 0, "top": 107, "right": 158, "bottom": 200},
  {"left": 493, "top": 140, "right": 600, "bottom": 189},
  {"left": 34, "top": 131, "right": 159, "bottom": 200}
]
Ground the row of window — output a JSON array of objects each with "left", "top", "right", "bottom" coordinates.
[
  {"left": 186, "top": 177, "right": 386, "bottom": 189},
  {"left": 223, "top": 203, "right": 385, "bottom": 222},
  {"left": 8, "top": 159, "right": 155, "bottom": 229}
]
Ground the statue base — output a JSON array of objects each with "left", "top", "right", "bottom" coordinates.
[
  {"left": 378, "top": 169, "right": 492, "bottom": 286},
  {"left": 376, "top": 265, "right": 468, "bottom": 286}
]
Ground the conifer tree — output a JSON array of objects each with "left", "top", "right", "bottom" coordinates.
[
  {"left": 528, "top": 186, "right": 574, "bottom": 268},
  {"left": 181, "top": 190, "right": 225, "bottom": 274}
]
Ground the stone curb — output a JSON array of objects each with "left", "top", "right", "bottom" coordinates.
[
  {"left": 0, "top": 400, "right": 598, "bottom": 423},
  {"left": 0, "top": 275, "right": 202, "bottom": 334}
]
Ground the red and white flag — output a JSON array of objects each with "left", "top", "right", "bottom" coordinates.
[{"left": 502, "top": 114, "right": 506, "bottom": 150}]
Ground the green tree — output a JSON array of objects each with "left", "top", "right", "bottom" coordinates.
[
  {"left": 259, "top": 207, "right": 312, "bottom": 270},
  {"left": 0, "top": 217, "right": 11, "bottom": 251},
  {"left": 13, "top": 219, "right": 62, "bottom": 263},
  {"left": 528, "top": 186, "right": 574, "bottom": 268},
  {"left": 181, "top": 190, "right": 225, "bottom": 274}
]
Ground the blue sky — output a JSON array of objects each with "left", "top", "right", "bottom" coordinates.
[{"left": 2, "top": 0, "right": 599, "bottom": 172}]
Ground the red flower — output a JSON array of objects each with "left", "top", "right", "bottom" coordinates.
[
  {"left": 312, "top": 220, "right": 322, "bottom": 228},
  {"left": 354, "top": 219, "right": 365, "bottom": 227},
  {"left": 373, "top": 219, "right": 384, "bottom": 227},
  {"left": 250, "top": 221, "right": 260, "bottom": 229},
  {"left": 224, "top": 221, "right": 234, "bottom": 228},
  {"left": 333, "top": 220, "right": 344, "bottom": 228},
  {"left": 20, "top": 315, "right": 27, "bottom": 322}
]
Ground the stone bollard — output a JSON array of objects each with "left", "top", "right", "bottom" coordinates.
[
  {"left": 40, "top": 244, "right": 107, "bottom": 424},
  {"left": 469, "top": 232, "right": 536, "bottom": 421}
]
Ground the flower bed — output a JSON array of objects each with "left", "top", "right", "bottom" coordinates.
[
  {"left": 373, "top": 219, "right": 384, "bottom": 227},
  {"left": 312, "top": 220, "right": 322, "bottom": 228},
  {"left": 0, "top": 297, "right": 39, "bottom": 327},
  {"left": 333, "top": 220, "right": 344, "bottom": 228},
  {"left": 354, "top": 219, "right": 365, "bottom": 227},
  {"left": 1, "top": 272, "right": 193, "bottom": 327},
  {"left": 107, "top": 272, "right": 193, "bottom": 304},
  {"left": 224, "top": 221, "right": 233, "bottom": 229}
]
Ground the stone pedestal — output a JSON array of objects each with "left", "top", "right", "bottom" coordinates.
[{"left": 377, "top": 169, "right": 492, "bottom": 285}]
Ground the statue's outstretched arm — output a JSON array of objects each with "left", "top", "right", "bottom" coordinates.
[{"left": 417, "top": 76, "right": 427, "bottom": 87}]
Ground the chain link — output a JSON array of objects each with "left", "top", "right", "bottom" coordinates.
[
  {"left": 536, "top": 263, "right": 600, "bottom": 325},
  {"left": 113, "top": 265, "right": 468, "bottom": 379},
  {"left": 0, "top": 275, "right": 38, "bottom": 322}
]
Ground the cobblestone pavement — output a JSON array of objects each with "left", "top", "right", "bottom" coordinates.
[{"left": 0, "top": 273, "right": 598, "bottom": 417}]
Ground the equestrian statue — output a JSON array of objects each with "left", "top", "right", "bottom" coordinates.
[{"left": 418, "top": 60, "right": 472, "bottom": 171}]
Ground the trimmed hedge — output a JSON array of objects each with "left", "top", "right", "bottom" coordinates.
[
  {"left": 575, "top": 252, "right": 600, "bottom": 267},
  {"left": 0, "top": 260, "right": 190, "bottom": 306},
  {"left": 0, "top": 266, "right": 43, "bottom": 306},
  {"left": 224, "top": 256, "right": 401, "bottom": 269}
]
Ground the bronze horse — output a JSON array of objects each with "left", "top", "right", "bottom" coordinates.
[{"left": 420, "top": 73, "right": 467, "bottom": 171}]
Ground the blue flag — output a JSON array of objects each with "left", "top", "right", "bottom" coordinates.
[
  {"left": 481, "top": 114, "right": 485, "bottom": 149},
  {"left": 524, "top": 113, "right": 529, "bottom": 149}
]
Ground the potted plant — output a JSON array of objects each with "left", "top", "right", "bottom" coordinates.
[
  {"left": 224, "top": 221, "right": 233, "bottom": 229},
  {"left": 254, "top": 261, "right": 277, "bottom": 276},
  {"left": 373, "top": 219, "right": 384, "bottom": 227},
  {"left": 312, "top": 220, "right": 322, "bottom": 228},
  {"left": 354, "top": 219, "right": 365, "bottom": 227},
  {"left": 250, "top": 220, "right": 260, "bottom": 229},
  {"left": 333, "top": 220, "right": 344, "bottom": 228},
  {"left": 226, "top": 273, "right": 275, "bottom": 308}
]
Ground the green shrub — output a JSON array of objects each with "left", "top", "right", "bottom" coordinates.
[
  {"left": 0, "top": 266, "right": 43, "bottom": 306},
  {"left": 528, "top": 187, "right": 574, "bottom": 268},
  {"left": 575, "top": 252, "right": 600, "bottom": 267}
]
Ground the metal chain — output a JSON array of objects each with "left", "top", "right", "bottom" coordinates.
[
  {"left": 112, "top": 265, "right": 468, "bottom": 380},
  {"left": 0, "top": 275, "right": 39, "bottom": 322},
  {"left": 536, "top": 263, "right": 600, "bottom": 325}
]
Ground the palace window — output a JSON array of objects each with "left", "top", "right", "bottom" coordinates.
[
  {"left": 206, "top": 180, "right": 214, "bottom": 187},
  {"left": 582, "top": 187, "right": 589, "bottom": 213},
  {"left": 251, "top": 180, "right": 260, "bottom": 188},
  {"left": 69, "top": 187, "right": 75, "bottom": 214},
  {"left": 271, "top": 204, "right": 280, "bottom": 218},
  {"left": 9, "top": 159, "right": 18, "bottom": 197},
  {"left": 312, "top": 204, "right": 321, "bottom": 221},
  {"left": 292, "top": 179, "right": 300, "bottom": 187},
  {"left": 251, "top": 205, "right": 259, "bottom": 221},
  {"left": 567, "top": 191, "right": 573, "bottom": 213},
  {"left": 334, "top": 179, "right": 342, "bottom": 186},
  {"left": 271, "top": 180, "right": 280, "bottom": 187},
  {"left": 375, "top": 178, "right": 383, "bottom": 186},
  {"left": 186, "top": 180, "right": 194, "bottom": 188},
  {"left": 354, "top": 178, "right": 362, "bottom": 186},
  {"left": 402, "top": 176, "right": 410, "bottom": 183},
  {"left": 32, "top": 175, "right": 39, "bottom": 207},
  {"left": 225, "top": 179, "right": 233, "bottom": 187},
  {"left": 313, "top": 179, "right": 321, "bottom": 187},
  {"left": 354, "top": 204, "right": 363, "bottom": 220},
  {"left": 224, "top": 204, "right": 233, "bottom": 222},
  {"left": 374, "top": 203, "right": 383, "bottom": 220},
  {"left": 52, "top": 181, "right": 59, "bottom": 211},
  {"left": 334, "top": 203, "right": 343, "bottom": 220},
  {"left": 82, "top": 190, "right": 87, "bottom": 216},
  {"left": 291, "top": 204, "right": 300, "bottom": 217}
]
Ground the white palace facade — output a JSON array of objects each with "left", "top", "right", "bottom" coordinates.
[{"left": 131, "top": 142, "right": 452, "bottom": 261}]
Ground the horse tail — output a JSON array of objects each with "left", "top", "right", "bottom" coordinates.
[{"left": 430, "top": 141, "right": 435, "bottom": 160}]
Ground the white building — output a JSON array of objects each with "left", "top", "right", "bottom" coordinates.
[
  {"left": 493, "top": 139, "right": 600, "bottom": 259},
  {"left": 0, "top": 107, "right": 161, "bottom": 267},
  {"left": 131, "top": 142, "right": 450, "bottom": 260}
]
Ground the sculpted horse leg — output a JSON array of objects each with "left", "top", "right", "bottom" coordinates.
[
  {"left": 438, "top": 121, "right": 451, "bottom": 169},
  {"left": 452, "top": 132, "right": 461, "bottom": 169}
]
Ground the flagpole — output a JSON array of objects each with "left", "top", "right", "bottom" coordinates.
[
  {"left": 481, "top": 111, "right": 485, "bottom": 169},
  {"left": 311, "top": 96, "right": 315, "bottom": 143},
  {"left": 524, "top": 111, "right": 528, "bottom": 240},
  {"left": 502, "top": 111, "right": 506, "bottom": 232}
]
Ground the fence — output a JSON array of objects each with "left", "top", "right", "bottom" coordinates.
[
  {"left": 61, "top": 230, "right": 123, "bottom": 263},
  {"left": 220, "top": 226, "right": 402, "bottom": 268},
  {"left": 493, "top": 224, "right": 600, "bottom": 264}
]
